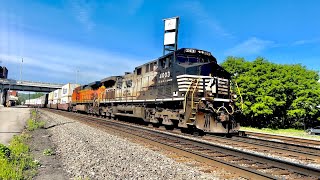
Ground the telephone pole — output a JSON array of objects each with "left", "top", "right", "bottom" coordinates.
[{"left": 20, "top": 58, "right": 23, "bottom": 82}]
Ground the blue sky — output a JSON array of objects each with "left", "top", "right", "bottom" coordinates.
[{"left": 0, "top": 0, "right": 319, "bottom": 85}]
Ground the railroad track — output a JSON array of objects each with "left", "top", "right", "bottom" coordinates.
[
  {"left": 202, "top": 135, "right": 320, "bottom": 165},
  {"left": 239, "top": 131, "right": 320, "bottom": 148},
  {"left": 42, "top": 109, "right": 320, "bottom": 179}
]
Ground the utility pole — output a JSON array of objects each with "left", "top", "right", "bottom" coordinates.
[{"left": 20, "top": 58, "right": 23, "bottom": 82}]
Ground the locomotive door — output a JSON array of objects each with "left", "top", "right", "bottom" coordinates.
[{"left": 122, "top": 79, "right": 133, "bottom": 100}]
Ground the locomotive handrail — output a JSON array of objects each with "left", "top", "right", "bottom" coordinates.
[
  {"left": 235, "top": 81, "right": 244, "bottom": 111},
  {"left": 183, "top": 79, "right": 195, "bottom": 112},
  {"left": 191, "top": 78, "right": 201, "bottom": 109}
]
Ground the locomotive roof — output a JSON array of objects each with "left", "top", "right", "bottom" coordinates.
[
  {"left": 158, "top": 48, "right": 216, "bottom": 61},
  {"left": 134, "top": 48, "right": 216, "bottom": 70},
  {"left": 101, "top": 76, "right": 121, "bottom": 83},
  {"left": 87, "top": 81, "right": 101, "bottom": 87}
]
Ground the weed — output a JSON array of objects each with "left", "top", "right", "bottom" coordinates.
[
  {"left": 26, "top": 119, "right": 45, "bottom": 131},
  {"left": 74, "top": 176, "right": 90, "bottom": 180},
  {"left": 0, "top": 144, "right": 10, "bottom": 158},
  {"left": 31, "top": 110, "right": 38, "bottom": 119},
  {"left": 43, "top": 148, "right": 55, "bottom": 156},
  {"left": 0, "top": 134, "right": 38, "bottom": 179}
]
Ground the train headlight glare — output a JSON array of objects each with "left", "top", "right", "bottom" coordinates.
[{"left": 233, "top": 94, "right": 237, "bottom": 99}]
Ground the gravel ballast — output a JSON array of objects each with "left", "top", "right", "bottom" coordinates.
[{"left": 40, "top": 110, "right": 221, "bottom": 180}]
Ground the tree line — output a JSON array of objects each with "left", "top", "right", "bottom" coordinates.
[{"left": 221, "top": 57, "right": 320, "bottom": 129}]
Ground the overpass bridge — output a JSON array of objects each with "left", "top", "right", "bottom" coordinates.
[{"left": 0, "top": 78, "right": 64, "bottom": 105}]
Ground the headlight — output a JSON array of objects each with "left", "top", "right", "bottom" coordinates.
[{"left": 233, "top": 94, "right": 237, "bottom": 99}]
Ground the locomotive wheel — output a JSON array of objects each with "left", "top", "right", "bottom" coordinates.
[
  {"left": 192, "top": 130, "right": 204, "bottom": 137},
  {"left": 180, "top": 128, "right": 190, "bottom": 134},
  {"left": 165, "top": 125, "right": 174, "bottom": 130},
  {"left": 152, "top": 123, "right": 160, "bottom": 128}
]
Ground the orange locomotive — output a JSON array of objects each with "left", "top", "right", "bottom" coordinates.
[{"left": 71, "top": 81, "right": 106, "bottom": 114}]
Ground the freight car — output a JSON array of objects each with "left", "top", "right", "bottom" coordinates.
[
  {"left": 46, "top": 83, "right": 80, "bottom": 110},
  {"left": 25, "top": 94, "right": 48, "bottom": 108},
  {"left": 71, "top": 48, "right": 240, "bottom": 135}
]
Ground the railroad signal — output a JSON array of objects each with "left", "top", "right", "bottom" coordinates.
[{"left": 163, "top": 16, "right": 180, "bottom": 55}]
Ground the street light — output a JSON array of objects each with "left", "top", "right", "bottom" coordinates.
[{"left": 20, "top": 58, "right": 23, "bottom": 82}]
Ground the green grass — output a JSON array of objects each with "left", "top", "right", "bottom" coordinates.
[
  {"left": 0, "top": 109, "right": 46, "bottom": 179},
  {"left": 26, "top": 119, "right": 45, "bottom": 131},
  {"left": 27, "top": 110, "right": 45, "bottom": 131},
  {"left": 0, "top": 134, "right": 39, "bottom": 180},
  {"left": 43, "top": 148, "right": 55, "bottom": 156},
  {"left": 240, "top": 126, "right": 320, "bottom": 140}
]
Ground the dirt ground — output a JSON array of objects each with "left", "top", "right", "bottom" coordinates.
[{"left": 27, "top": 125, "right": 70, "bottom": 180}]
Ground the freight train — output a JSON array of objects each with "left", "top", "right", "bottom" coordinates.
[{"left": 26, "top": 48, "right": 240, "bottom": 136}]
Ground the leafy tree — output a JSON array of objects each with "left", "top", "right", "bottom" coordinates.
[{"left": 222, "top": 57, "right": 320, "bottom": 129}]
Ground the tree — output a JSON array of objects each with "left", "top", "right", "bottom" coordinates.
[{"left": 222, "top": 56, "right": 320, "bottom": 129}]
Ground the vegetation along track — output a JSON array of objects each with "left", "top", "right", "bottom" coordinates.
[
  {"left": 239, "top": 131, "right": 320, "bottom": 148},
  {"left": 42, "top": 109, "right": 320, "bottom": 179}
]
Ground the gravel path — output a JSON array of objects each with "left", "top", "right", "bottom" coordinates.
[{"left": 40, "top": 110, "right": 220, "bottom": 180}]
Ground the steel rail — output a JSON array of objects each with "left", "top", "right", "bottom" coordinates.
[
  {"left": 240, "top": 131, "right": 320, "bottom": 147},
  {"left": 43, "top": 109, "right": 320, "bottom": 179}
]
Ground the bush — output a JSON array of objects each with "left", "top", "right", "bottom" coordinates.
[
  {"left": 0, "top": 134, "right": 38, "bottom": 179},
  {"left": 0, "top": 144, "right": 10, "bottom": 158},
  {"left": 26, "top": 119, "right": 45, "bottom": 131}
]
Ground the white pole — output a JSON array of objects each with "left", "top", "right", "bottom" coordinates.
[{"left": 20, "top": 58, "right": 23, "bottom": 82}]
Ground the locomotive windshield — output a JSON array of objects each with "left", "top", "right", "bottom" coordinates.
[
  {"left": 176, "top": 55, "right": 211, "bottom": 64},
  {"left": 175, "top": 48, "right": 217, "bottom": 64}
]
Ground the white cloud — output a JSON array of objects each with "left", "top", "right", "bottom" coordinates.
[
  {"left": 69, "top": 0, "right": 96, "bottom": 31},
  {"left": 181, "top": 1, "right": 233, "bottom": 38},
  {"left": 127, "top": 0, "right": 144, "bottom": 15},
  {"left": 292, "top": 38, "right": 320, "bottom": 46},
  {"left": 0, "top": 30, "right": 145, "bottom": 85},
  {"left": 225, "top": 37, "right": 275, "bottom": 56}
]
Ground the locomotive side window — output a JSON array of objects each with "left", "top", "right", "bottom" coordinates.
[
  {"left": 126, "top": 80, "right": 132, "bottom": 88},
  {"left": 159, "top": 56, "right": 172, "bottom": 69},
  {"left": 150, "top": 62, "right": 155, "bottom": 71},
  {"left": 159, "top": 59, "right": 165, "bottom": 68},
  {"left": 137, "top": 68, "right": 142, "bottom": 75}
]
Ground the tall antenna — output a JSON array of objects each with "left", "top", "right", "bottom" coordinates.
[{"left": 163, "top": 16, "right": 180, "bottom": 55}]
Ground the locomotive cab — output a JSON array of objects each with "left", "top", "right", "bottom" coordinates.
[{"left": 156, "top": 48, "right": 239, "bottom": 135}]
